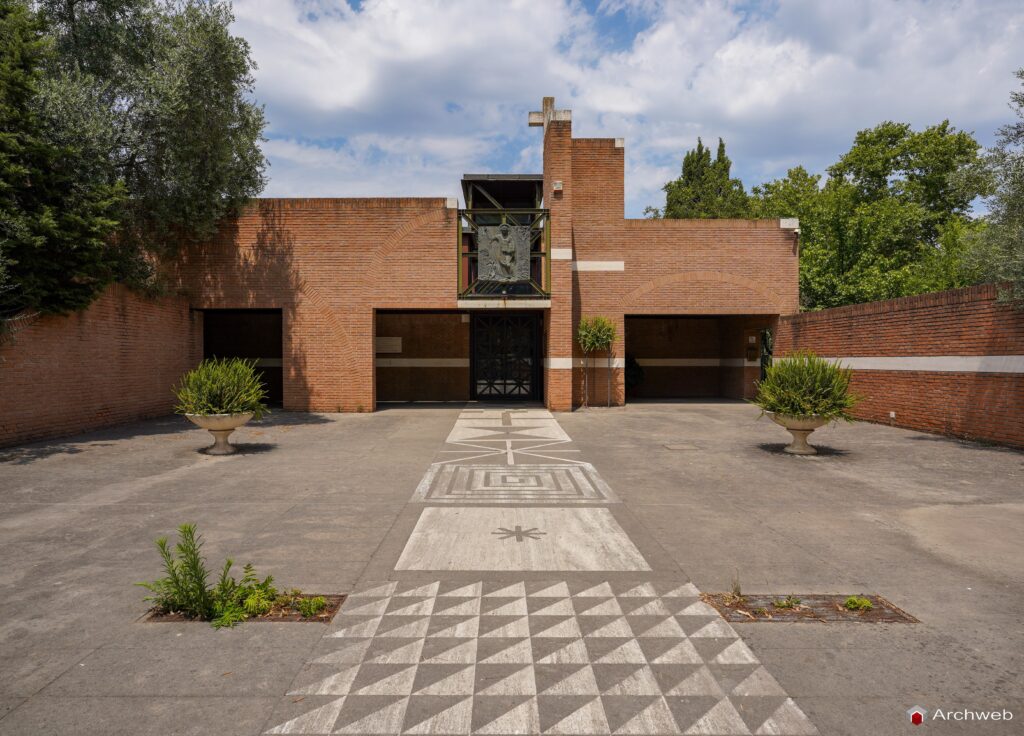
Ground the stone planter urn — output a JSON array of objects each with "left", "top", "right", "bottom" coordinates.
[
  {"left": 767, "top": 413, "right": 829, "bottom": 455},
  {"left": 185, "top": 413, "right": 254, "bottom": 455}
]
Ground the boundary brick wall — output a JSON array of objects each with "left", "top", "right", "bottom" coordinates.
[
  {"left": 774, "top": 285, "right": 1024, "bottom": 449},
  {"left": 0, "top": 285, "right": 201, "bottom": 447}
]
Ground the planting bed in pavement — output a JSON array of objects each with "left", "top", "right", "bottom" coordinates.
[{"left": 703, "top": 594, "right": 918, "bottom": 623}]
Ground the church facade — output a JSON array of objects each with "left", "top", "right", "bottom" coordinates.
[{"left": 174, "top": 98, "right": 800, "bottom": 411}]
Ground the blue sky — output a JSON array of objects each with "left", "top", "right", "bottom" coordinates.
[{"left": 233, "top": 0, "right": 1024, "bottom": 216}]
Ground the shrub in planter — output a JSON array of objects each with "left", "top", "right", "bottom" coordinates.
[
  {"left": 753, "top": 350, "right": 860, "bottom": 454},
  {"left": 174, "top": 358, "right": 268, "bottom": 454}
]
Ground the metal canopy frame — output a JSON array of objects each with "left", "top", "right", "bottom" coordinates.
[{"left": 461, "top": 175, "right": 543, "bottom": 211}]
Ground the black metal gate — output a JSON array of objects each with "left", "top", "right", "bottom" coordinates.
[
  {"left": 760, "top": 328, "right": 773, "bottom": 382},
  {"left": 470, "top": 313, "right": 542, "bottom": 400}
]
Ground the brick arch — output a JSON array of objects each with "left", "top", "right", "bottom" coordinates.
[
  {"left": 621, "top": 270, "right": 787, "bottom": 312},
  {"left": 296, "top": 279, "right": 355, "bottom": 375},
  {"left": 293, "top": 210, "right": 448, "bottom": 368},
  {"left": 366, "top": 206, "right": 452, "bottom": 286}
]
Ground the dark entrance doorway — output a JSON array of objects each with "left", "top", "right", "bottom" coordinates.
[
  {"left": 203, "top": 309, "right": 283, "bottom": 405},
  {"left": 470, "top": 313, "right": 542, "bottom": 400}
]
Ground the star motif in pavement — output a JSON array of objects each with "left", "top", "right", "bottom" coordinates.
[{"left": 491, "top": 525, "right": 546, "bottom": 542}]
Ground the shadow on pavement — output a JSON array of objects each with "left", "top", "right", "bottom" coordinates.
[
  {"left": 0, "top": 411, "right": 332, "bottom": 465},
  {"left": 198, "top": 442, "right": 278, "bottom": 455},
  {"left": 756, "top": 441, "right": 851, "bottom": 457}
]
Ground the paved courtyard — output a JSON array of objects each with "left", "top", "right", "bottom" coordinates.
[{"left": 0, "top": 402, "right": 1021, "bottom": 735}]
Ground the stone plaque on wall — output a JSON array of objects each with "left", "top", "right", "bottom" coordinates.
[{"left": 477, "top": 224, "right": 531, "bottom": 282}]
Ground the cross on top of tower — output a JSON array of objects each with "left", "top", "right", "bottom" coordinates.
[{"left": 528, "top": 96, "right": 572, "bottom": 130}]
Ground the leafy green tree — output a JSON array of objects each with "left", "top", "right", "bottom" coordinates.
[
  {"left": 40, "top": 0, "right": 267, "bottom": 259},
  {"left": 653, "top": 138, "right": 749, "bottom": 219},
  {"left": 966, "top": 69, "right": 1024, "bottom": 302},
  {"left": 0, "top": 0, "right": 123, "bottom": 315},
  {"left": 749, "top": 166, "right": 821, "bottom": 223},
  {"left": 828, "top": 121, "right": 985, "bottom": 243},
  {"left": 1, "top": 0, "right": 267, "bottom": 314},
  {"left": 751, "top": 122, "right": 988, "bottom": 309}
]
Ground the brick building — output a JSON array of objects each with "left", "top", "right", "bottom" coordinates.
[{"left": 173, "top": 97, "right": 800, "bottom": 412}]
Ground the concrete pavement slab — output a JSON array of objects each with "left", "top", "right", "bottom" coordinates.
[
  {"left": 0, "top": 696, "right": 276, "bottom": 736},
  {"left": 40, "top": 646, "right": 317, "bottom": 697},
  {"left": 1, "top": 402, "right": 1020, "bottom": 734}
]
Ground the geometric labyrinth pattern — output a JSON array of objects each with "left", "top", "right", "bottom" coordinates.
[
  {"left": 266, "top": 580, "right": 818, "bottom": 735},
  {"left": 414, "top": 464, "right": 619, "bottom": 504}
]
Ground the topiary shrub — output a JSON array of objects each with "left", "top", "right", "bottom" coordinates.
[
  {"left": 753, "top": 350, "right": 860, "bottom": 421},
  {"left": 174, "top": 357, "right": 269, "bottom": 419}
]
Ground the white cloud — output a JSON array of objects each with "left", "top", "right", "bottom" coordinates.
[{"left": 234, "top": 0, "right": 1024, "bottom": 216}]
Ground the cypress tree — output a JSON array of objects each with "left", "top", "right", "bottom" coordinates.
[{"left": 660, "top": 137, "right": 750, "bottom": 219}]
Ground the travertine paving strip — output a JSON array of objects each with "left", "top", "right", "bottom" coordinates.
[
  {"left": 414, "top": 463, "right": 618, "bottom": 504},
  {"left": 396, "top": 507, "right": 650, "bottom": 571},
  {"left": 264, "top": 408, "right": 817, "bottom": 735}
]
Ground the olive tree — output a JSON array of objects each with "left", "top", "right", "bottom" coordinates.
[{"left": 3, "top": 0, "right": 267, "bottom": 315}]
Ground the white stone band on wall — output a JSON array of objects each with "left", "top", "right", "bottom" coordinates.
[
  {"left": 820, "top": 355, "right": 1024, "bottom": 374},
  {"left": 636, "top": 358, "right": 760, "bottom": 368},
  {"left": 375, "top": 358, "right": 470, "bottom": 368},
  {"left": 571, "top": 261, "right": 625, "bottom": 272},
  {"left": 546, "top": 357, "right": 626, "bottom": 369}
]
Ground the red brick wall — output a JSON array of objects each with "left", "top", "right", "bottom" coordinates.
[
  {"left": 170, "top": 113, "right": 800, "bottom": 414},
  {"left": 565, "top": 135, "right": 799, "bottom": 407},
  {"left": 571, "top": 138, "right": 624, "bottom": 223},
  {"left": 0, "top": 285, "right": 200, "bottom": 446},
  {"left": 544, "top": 120, "right": 576, "bottom": 411},
  {"left": 775, "top": 285, "right": 1024, "bottom": 448},
  {"left": 172, "top": 198, "right": 457, "bottom": 413}
]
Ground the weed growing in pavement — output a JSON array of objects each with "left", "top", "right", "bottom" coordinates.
[
  {"left": 138, "top": 524, "right": 325, "bottom": 628},
  {"left": 298, "top": 596, "right": 328, "bottom": 618},
  {"left": 723, "top": 569, "right": 746, "bottom": 606},
  {"left": 773, "top": 595, "right": 802, "bottom": 609},
  {"left": 844, "top": 595, "right": 874, "bottom": 611}
]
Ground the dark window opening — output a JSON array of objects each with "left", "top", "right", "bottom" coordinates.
[{"left": 202, "top": 309, "right": 283, "bottom": 405}]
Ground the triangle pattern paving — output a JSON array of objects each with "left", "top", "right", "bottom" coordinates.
[{"left": 265, "top": 580, "right": 817, "bottom": 735}]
